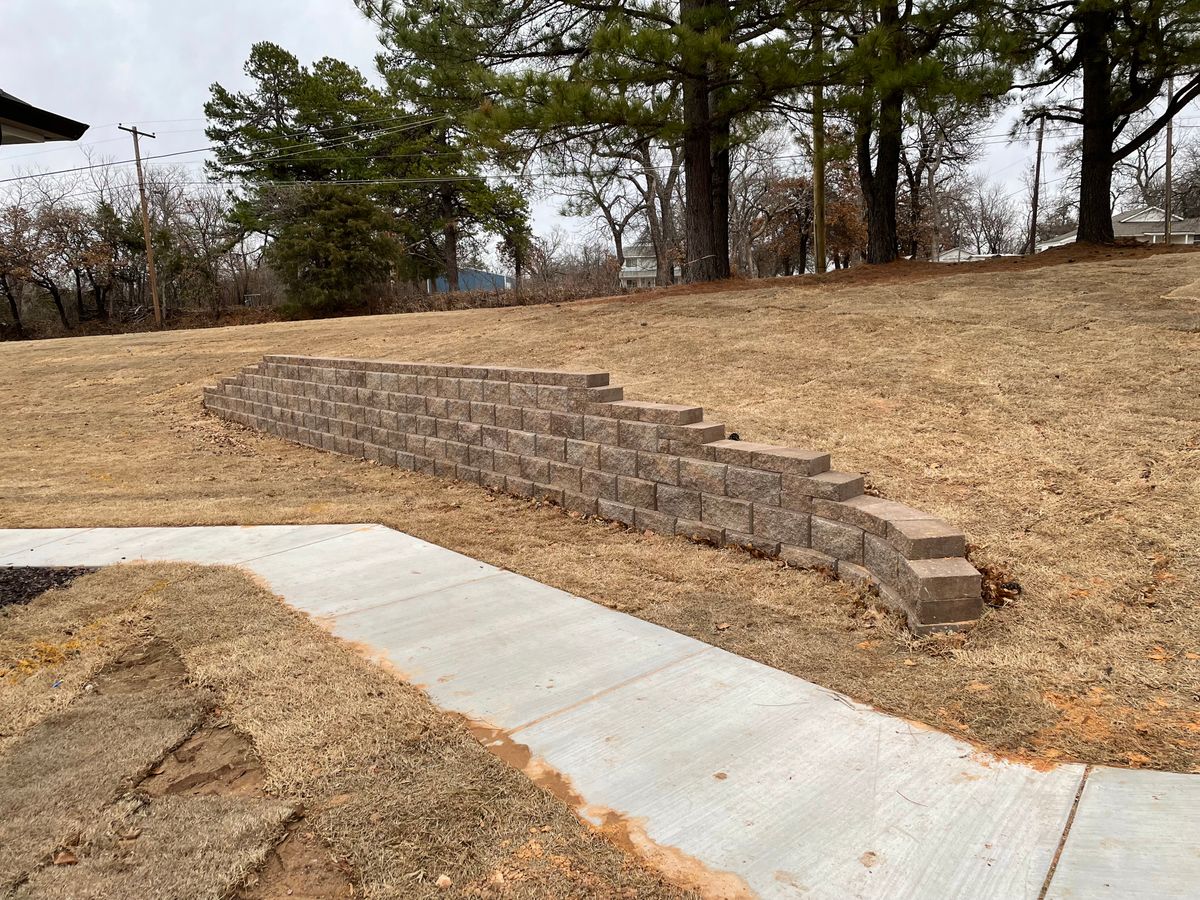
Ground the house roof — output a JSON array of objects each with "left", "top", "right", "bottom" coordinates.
[
  {"left": 1113, "top": 205, "right": 1200, "bottom": 236},
  {"left": 0, "top": 89, "right": 88, "bottom": 144}
]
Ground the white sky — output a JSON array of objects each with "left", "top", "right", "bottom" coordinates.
[{"left": 3, "top": 0, "right": 1159, "bottom": 249}]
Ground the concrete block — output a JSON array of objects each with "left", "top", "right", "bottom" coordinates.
[
  {"left": 898, "top": 557, "right": 981, "bottom": 606},
  {"left": 917, "top": 595, "right": 984, "bottom": 625},
  {"left": 482, "top": 380, "right": 510, "bottom": 404},
  {"left": 505, "top": 476, "right": 534, "bottom": 498},
  {"left": 510, "top": 382, "right": 539, "bottom": 407},
  {"left": 457, "top": 465, "right": 481, "bottom": 485},
  {"left": 753, "top": 506, "right": 810, "bottom": 546},
  {"left": 481, "top": 426, "right": 509, "bottom": 450},
  {"left": 838, "top": 561, "right": 876, "bottom": 589},
  {"left": 609, "top": 400, "right": 703, "bottom": 425},
  {"left": 459, "top": 379, "right": 485, "bottom": 401},
  {"left": 887, "top": 518, "right": 967, "bottom": 560},
  {"left": 563, "top": 491, "right": 598, "bottom": 517},
  {"left": 599, "top": 445, "right": 639, "bottom": 476},
  {"left": 656, "top": 485, "right": 702, "bottom": 520},
  {"left": 491, "top": 449, "right": 521, "bottom": 476},
  {"left": 549, "top": 461, "right": 582, "bottom": 490},
  {"left": 565, "top": 439, "right": 601, "bottom": 469},
  {"left": 597, "top": 498, "right": 636, "bottom": 525},
  {"left": 468, "top": 445, "right": 493, "bottom": 469},
  {"left": 520, "top": 455, "right": 551, "bottom": 483},
  {"left": 458, "top": 422, "right": 483, "bottom": 445},
  {"left": 634, "top": 508, "right": 677, "bottom": 535},
  {"left": 784, "top": 471, "right": 865, "bottom": 504},
  {"left": 701, "top": 494, "right": 753, "bottom": 532},
  {"left": 532, "top": 483, "right": 564, "bottom": 505},
  {"left": 780, "top": 545, "right": 837, "bottom": 573},
  {"left": 863, "top": 533, "right": 901, "bottom": 584},
  {"left": 827, "top": 495, "right": 932, "bottom": 537},
  {"left": 537, "top": 385, "right": 570, "bottom": 410},
  {"left": 547, "top": 413, "right": 584, "bottom": 440},
  {"left": 752, "top": 447, "right": 832, "bottom": 476},
  {"left": 469, "top": 401, "right": 496, "bottom": 425},
  {"left": 508, "top": 430, "right": 536, "bottom": 456},
  {"left": 616, "top": 475, "right": 657, "bottom": 509},
  {"left": 618, "top": 419, "right": 660, "bottom": 451},
  {"left": 480, "top": 470, "right": 506, "bottom": 492},
  {"left": 434, "top": 458, "right": 457, "bottom": 478},
  {"left": 637, "top": 452, "right": 680, "bottom": 485},
  {"left": 679, "top": 458, "right": 727, "bottom": 495},
  {"left": 417, "top": 375, "right": 439, "bottom": 395},
  {"left": 726, "top": 466, "right": 782, "bottom": 505},
  {"left": 583, "top": 415, "right": 620, "bottom": 445},
  {"left": 535, "top": 433, "right": 567, "bottom": 461},
  {"left": 660, "top": 421, "right": 726, "bottom": 445},
  {"left": 675, "top": 518, "right": 724, "bottom": 545},
  {"left": 445, "top": 399, "right": 471, "bottom": 421},
  {"left": 725, "top": 531, "right": 779, "bottom": 556},
  {"left": 811, "top": 516, "right": 864, "bottom": 565},
  {"left": 705, "top": 439, "right": 774, "bottom": 466},
  {"left": 494, "top": 405, "right": 523, "bottom": 429},
  {"left": 580, "top": 468, "right": 618, "bottom": 501}
]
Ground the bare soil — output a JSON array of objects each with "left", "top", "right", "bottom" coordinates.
[
  {"left": 1, "top": 246, "right": 1198, "bottom": 771},
  {"left": 0, "top": 564, "right": 705, "bottom": 899}
]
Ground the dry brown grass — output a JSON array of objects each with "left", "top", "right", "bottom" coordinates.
[
  {"left": 1, "top": 248, "right": 1198, "bottom": 772},
  {"left": 0, "top": 564, "right": 703, "bottom": 898}
]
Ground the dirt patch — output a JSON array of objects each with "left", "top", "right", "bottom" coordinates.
[
  {"left": 0, "top": 564, "right": 702, "bottom": 898},
  {"left": 0, "top": 638, "right": 207, "bottom": 888},
  {"left": 1, "top": 246, "right": 1198, "bottom": 771},
  {"left": 0, "top": 567, "right": 96, "bottom": 608}
]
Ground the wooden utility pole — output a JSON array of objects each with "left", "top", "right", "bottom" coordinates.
[
  {"left": 1027, "top": 116, "right": 1045, "bottom": 255},
  {"left": 1165, "top": 77, "right": 1175, "bottom": 245},
  {"left": 811, "top": 19, "right": 827, "bottom": 274},
  {"left": 119, "top": 124, "right": 162, "bottom": 327}
]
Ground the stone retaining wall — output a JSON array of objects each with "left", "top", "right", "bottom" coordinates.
[{"left": 203, "top": 356, "right": 982, "bottom": 633}]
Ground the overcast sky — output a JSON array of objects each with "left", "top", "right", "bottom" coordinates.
[{"left": 1, "top": 0, "right": 1120, "bottom": 248}]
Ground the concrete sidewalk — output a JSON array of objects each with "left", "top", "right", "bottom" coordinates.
[{"left": 2, "top": 525, "right": 1196, "bottom": 898}]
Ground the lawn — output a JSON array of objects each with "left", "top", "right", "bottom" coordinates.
[
  {"left": 2, "top": 246, "right": 1198, "bottom": 772},
  {"left": 0, "top": 565, "right": 699, "bottom": 897}
]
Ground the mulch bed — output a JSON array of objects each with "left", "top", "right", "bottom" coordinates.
[{"left": 0, "top": 567, "right": 96, "bottom": 609}]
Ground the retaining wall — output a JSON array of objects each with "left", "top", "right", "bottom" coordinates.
[{"left": 203, "top": 356, "right": 982, "bottom": 632}]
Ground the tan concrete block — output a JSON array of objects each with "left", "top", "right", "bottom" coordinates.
[
  {"left": 580, "top": 468, "right": 618, "bottom": 500},
  {"left": 637, "top": 452, "right": 680, "bottom": 485},
  {"left": 783, "top": 471, "right": 865, "bottom": 505},
  {"left": 618, "top": 420, "right": 659, "bottom": 451},
  {"left": 753, "top": 506, "right": 810, "bottom": 546},
  {"left": 916, "top": 596, "right": 984, "bottom": 627},
  {"left": 505, "top": 476, "right": 534, "bottom": 498},
  {"left": 887, "top": 518, "right": 967, "bottom": 560},
  {"left": 826, "top": 495, "right": 932, "bottom": 537},
  {"left": 659, "top": 421, "right": 726, "bottom": 445},
  {"left": 898, "top": 557, "right": 982, "bottom": 605},
  {"left": 481, "top": 426, "right": 509, "bottom": 450},
  {"left": 459, "top": 379, "right": 485, "bottom": 401},
  {"left": 599, "top": 445, "right": 639, "bottom": 476},
  {"left": 701, "top": 494, "right": 752, "bottom": 532},
  {"left": 520, "top": 455, "right": 551, "bottom": 482},
  {"left": 751, "top": 447, "right": 831, "bottom": 476},
  {"left": 434, "top": 459, "right": 457, "bottom": 478},
  {"left": 469, "top": 402, "right": 496, "bottom": 425},
  {"left": 678, "top": 458, "right": 727, "bottom": 495},
  {"left": 566, "top": 439, "right": 601, "bottom": 469},
  {"left": 510, "top": 382, "right": 539, "bottom": 407},
  {"left": 583, "top": 415, "right": 619, "bottom": 444},
  {"left": 535, "top": 433, "right": 567, "bottom": 461},
  {"left": 726, "top": 466, "right": 781, "bottom": 505},
  {"left": 597, "top": 499, "right": 636, "bottom": 525},
  {"left": 492, "top": 450, "right": 522, "bottom": 476},
  {"left": 705, "top": 439, "right": 774, "bottom": 465},
  {"left": 635, "top": 508, "right": 677, "bottom": 535},
  {"left": 675, "top": 519, "right": 724, "bottom": 546},
  {"left": 608, "top": 400, "right": 703, "bottom": 425},
  {"left": 811, "top": 516, "right": 864, "bottom": 564},
  {"left": 508, "top": 430, "right": 536, "bottom": 456},
  {"left": 780, "top": 545, "right": 837, "bottom": 573},
  {"left": 548, "top": 413, "right": 584, "bottom": 439},
  {"left": 617, "top": 475, "right": 657, "bottom": 509},
  {"left": 482, "top": 381, "right": 510, "bottom": 404},
  {"left": 549, "top": 461, "right": 582, "bottom": 490},
  {"left": 533, "top": 483, "right": 565, "bottom": 505},
  {"left": 564, "top": 491, "right": 598, "bottom": 517},
  {"left": 724, "top": 531, "right": 779, "bottom": 556},
  {"left": 458, "top": 422, "right": 483, "bottom": 445},
  {"left": 537, "top": 385, "right": 570, "bottom": 410},
  {"left": 480, "top": 470, "right": 506, "bottom": 491},
  {"left": 863, "top": 533, "right": 901, "bottom": 584},
  {"left": 494, "top": 405, "right": 523, "bottom": 429},
  {"left": 656, "top": 485, "right": 702, "bottom": 519},
  {"left": 468, "top": 445, "right": 494, "bottom": 469}
]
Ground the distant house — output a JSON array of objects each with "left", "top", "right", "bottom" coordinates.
[
  {"left": 426, "top": 268, "right": 513, "bottom": 293},
  {"left": 619, "top": 244, "right": 682, "bottom": 289},
  {"left": 0, "top": 89, "right": 87, "bottom": 145},
  {"left": 1037, "top": 205, "right": 1200, "bottom": 251},
  {"left": 934, "top": 247, "right": 1019, "bottom": 263}
]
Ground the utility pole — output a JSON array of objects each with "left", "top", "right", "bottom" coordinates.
[
  {"left": 1027, "top": 115, "right": 1045, "bottom": 255},
  {"left": 1165, "top": 77, "right": 1175, "bottom": 245},
  {"left": 811, "top": 17, "right": 826, "bottom": 274},
  {"left": 119, "top": 124, "right": 162, "bottom": 328},
  {"left": 928, "top": 137, "right": 942, "bottom": 261}
]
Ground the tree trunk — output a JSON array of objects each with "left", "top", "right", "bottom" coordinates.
[
  {"left": 1, "top": 275, "right": 24, "bottom": 339},
  {"left": 440, "top": 185, "right": 460, "bottom": 291},
  {"left": 798, "top": 233, "right": 810, "bottom": 275},
  {"left": 711, "top": 119, "right": 731, "bottom": 279},
  {"left": 73, "top": 269, "right": 86, "bottom": 320},
  {"left": 47, "top": 284, "right": 71, "bottom": 330},
  {"left": 681, "top": 0, "right": 719, "bottom": 283},
  {"left": 858, "top": 86, "right": 904, "bottom": 264},
  {"left": 1076, "top": 8, "right": 1116, "bottom": 244}
]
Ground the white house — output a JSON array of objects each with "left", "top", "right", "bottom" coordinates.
[
  {"left": 619, "top": 244, "right": 660, "bottom": 289},
  {"left": 1037, "top": 205, "right": 1200, "bottom": 251}
]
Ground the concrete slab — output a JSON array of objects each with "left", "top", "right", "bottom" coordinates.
[
  {"left": 0, "top": 528, "right": 91, "bottom": 562},
  {"left": 245, "top": 527, "right": 497, "bottom": 618},
  {"left": 331, "top": 570, "right": 710, "bottom": 727},
  {"left": 513, "top": 648, "right": 1085, "bottom": 899},
  {"left": 0, "top": 525, "right": 368, "bottom": 568},
  {"left": 1045, "top": 767, "right": 1200, "bottom": 899}
]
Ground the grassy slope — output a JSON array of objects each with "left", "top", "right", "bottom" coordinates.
[{"left": 1, "top": 248, "right": 1198, "bottom": 771}]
